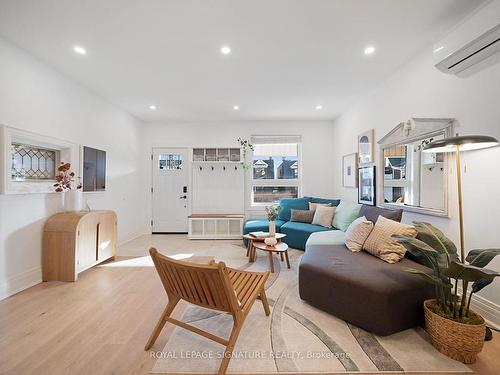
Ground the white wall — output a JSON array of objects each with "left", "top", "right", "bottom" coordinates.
[
  {"left": 331, "top": 37, "right": 500, "bottom": 314},
  {"left": 142, "top": 121, "right": 336, "bottom": 219},
  {"left": 0, "top": 38, "right": 148, "bottom": 299}
]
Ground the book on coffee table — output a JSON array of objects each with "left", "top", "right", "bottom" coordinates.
[{"left": 249, "top": 231, "right": 270, "bottom": 239}]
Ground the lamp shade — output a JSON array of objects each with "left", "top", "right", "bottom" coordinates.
[{"left": 422, "top": 135, "right": 499, "bottom": 153}]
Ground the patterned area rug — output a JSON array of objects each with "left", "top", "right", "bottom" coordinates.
[{"left": 151, "top": 243, "right": 470, "bottom": 374}]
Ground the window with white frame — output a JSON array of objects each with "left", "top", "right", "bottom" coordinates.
[{"left": 250, "top": 136, "right": 301, "bottom": 205}]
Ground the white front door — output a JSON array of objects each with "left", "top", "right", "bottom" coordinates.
[{"left": 152, "top": 148, "right": 189, "bottom": 233}]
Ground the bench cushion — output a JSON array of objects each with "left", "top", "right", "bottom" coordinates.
[
  {"left": 280, "top": 221, "right": 331, "bottom": 250},
  {"left": 299, "top": 244, "right": 434, "bottom": 336}
]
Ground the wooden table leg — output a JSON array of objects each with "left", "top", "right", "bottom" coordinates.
[
  {"left": 268, "top": 251, "right": 275, "bottom": 273},
  {"left": 246, "top": 239, "right": 253, "bottom": 257},
  {"left": 250, "top": 245, "right": 256, "bottom": 262},
  {"left": 284, "top": 250, "right": 291, "bottom": 269}
]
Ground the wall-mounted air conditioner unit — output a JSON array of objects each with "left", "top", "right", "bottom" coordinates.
[{"left": 434, "top": 0, "right": 500, "bottom": 75}]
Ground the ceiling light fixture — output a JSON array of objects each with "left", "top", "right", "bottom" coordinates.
[
  {"left": 316, "top": 105, "right": 323, "bottom": 110},
  {"left": 434, "top": 46, "right": 444, "bottom": 53},
  {"left": 364, "top": 46, "right": 375, "bottom": 55},
  {"left": 220, "top": 46, "right": 231, "bottom": 55},
  {"left": 73, "top": 45, "right": 87, "bottom": 55},
  {"left": 149, "top": 105, "right": 157, "bottom": 110},
  {"left": 233, "top": 105, "right": 240, "bottom": 110}
]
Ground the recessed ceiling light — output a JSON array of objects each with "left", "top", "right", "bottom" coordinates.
[
  {"left": 73, "top": 45, "right": 87, "bottom": 55},
  {"left": 149, "top": 105, "right": 157, "bottom": 110},
  {"left": 220, "top": 46, "right": 231, "bottom": 55},
  {"left": 364, "top": 46, "right": 375, "bottom": 55},
  {"left": 434, "top": 46, "right": 444, "bottom": 53},
  {"left": 315, "top": 105, "right": 323, "bottom": 110},
  {"left": 233, "top": 105, "right": 240, "bottom": 110}
]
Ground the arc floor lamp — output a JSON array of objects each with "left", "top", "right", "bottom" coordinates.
[{"left": 423, "top": 135, "right": 499, "bottom": 262}]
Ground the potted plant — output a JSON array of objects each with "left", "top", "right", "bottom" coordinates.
[
  {"left": 394, "top": 222, "right": 500, "bottom": 364},
  {"left": 54, "top": 162, "right": 83, "bottom": 212},
  {"left": 237, "top": 138, "right": 254, "bottom": 170},
  {"left": 265, "top": 205, "right": 280, "bottom": 241}
]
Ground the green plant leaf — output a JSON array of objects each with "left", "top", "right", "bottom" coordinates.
[
  {"left": 393, "top": 234, "right": 441, "bottom": 269},
  {"left": 471, "top": 278, "right": 493, "bottom": 293},
  {"left": 442, "top": 261, "right": 500, "bottom": 282},
  {"left": 465, "top": 249, "right": 500, "bottom": 268},
  {"left": 412, "top": 222, "right": 458, "bottom": 262},
  {"left": 404, "top": 268, "right": 452, "bottom": 288}
]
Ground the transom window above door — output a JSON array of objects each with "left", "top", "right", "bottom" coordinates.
[
  {"left": 159, "top": 154, "right": 183, "bottom": 170},
  {"left": 250, "top": 136, "right": 301, "bottom": 205}
]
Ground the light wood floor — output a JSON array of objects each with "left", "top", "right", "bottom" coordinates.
[{"left": 0, "top": 235, "right": 498, "bottom": 375}]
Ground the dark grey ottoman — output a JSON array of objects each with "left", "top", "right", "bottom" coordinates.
[{"left": 298, "top": 244, "right": 434, "bottom": 336}]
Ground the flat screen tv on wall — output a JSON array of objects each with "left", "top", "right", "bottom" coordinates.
[{"left": 83, "top": 146, "right": 106, "bottom": 192}]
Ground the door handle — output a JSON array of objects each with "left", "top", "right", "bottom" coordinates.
[{"left": 179, "top": 195, "right": 187, "bottom": 199}]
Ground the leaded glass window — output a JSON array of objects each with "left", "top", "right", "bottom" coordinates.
[
  {"left": 159, "top": 154, "right": 183, "bottom": 170},
  {"left": 11, "top": 143, "right": 57, "bottom": 180}
]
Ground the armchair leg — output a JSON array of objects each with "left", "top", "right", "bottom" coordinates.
[
  {"left": 218, "top": 322, "right": 243, "bottom": 375},
  {"left": 259, "top": 289, "right": 271, "bottom": 316},
  {"left": 144, "top": 296, "right": 180, "bottom": 350}
]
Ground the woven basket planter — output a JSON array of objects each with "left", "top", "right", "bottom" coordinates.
[{"left": 424, "top": 299, "right": 485, "bottom": 364}]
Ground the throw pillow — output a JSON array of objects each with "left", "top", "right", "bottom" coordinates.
[
  {"left": 290, "top": 209, "right": 315, "bottom": 223},
  {"left": 278, "top": 198, "right": 310, "bottom": 221},
  {"left": 363, "top": 216, "right": 417, "bottom": 263},
  {"left": 309, "top": 202, "right": 331, "bottom": 211},
  {"left": 332, "top": 201, "right": 362, "bottom": 231},
  {"left": 311, "top": 205, "right": 336, "bottom": 228},
  {"left": 344, "top": 216, "right": 374, "bottom": 252}
]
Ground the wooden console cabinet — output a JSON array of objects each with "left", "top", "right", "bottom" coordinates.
[{"left": 43, "top": 210, "right": 117, "bottom": 281}]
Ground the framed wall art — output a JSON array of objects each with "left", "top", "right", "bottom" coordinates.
[
  {"left": 358, "top": 129, "right": 374, "bottom": 165},
  {"left": 358, "top": 165, "right": 376, "bottom": 206},
  {"left": 342, "top": 153, "right": 358, "bottom": 188}
]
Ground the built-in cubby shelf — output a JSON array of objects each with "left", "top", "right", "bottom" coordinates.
[
  {"left": 193, "top": 148, "right": 241, "bottom": 162},
  {"left": 188, "top": 214, "right": 244, "bottom": 240}
]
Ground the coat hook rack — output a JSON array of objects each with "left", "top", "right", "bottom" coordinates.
[
  {"left": 199, "top": 166, "right": 202, "bottom": 171},
  {"left": 223, "top": 166, "right": 226, "bottom": 171},
  {"left": 211, "top": 166, "right": 214, "bottom": 171},
  {"left": 235, "top": 166, "right": 238, "bottom": 171}
]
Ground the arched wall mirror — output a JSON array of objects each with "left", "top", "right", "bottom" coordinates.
[{"left": 377, "top": 118, "right": 454, "bottom": 217}]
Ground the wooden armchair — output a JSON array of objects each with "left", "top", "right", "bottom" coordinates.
[{"left": 145, "top": 248, "right": 271, "bottom": 375}]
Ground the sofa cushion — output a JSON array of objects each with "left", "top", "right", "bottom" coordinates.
[
  {"left": 306, "top": 230, "right": 346, "bottom": 247},
  {"left": 306, "top": 197, "right": 341, "bottom": 207},
  {"left": 278, "top": 197, "right": 310, "bottom": 221},
  {"left": 332, "top": 201, "right": 362, "bottom": 231},
  {"left": 298, "top": 244, "right": 434, "bottom": 336},
  {"left": 363, "top": 216, "right": 417, "bottom": 263},
  {"left": 359, "top": 205, "right": 403, "bottom": 223},
  {"left": 344, "top": 216, "right": 374, "bottom": 252},
  {"left": 311, "top": 205, "right": 336, "bottom": 228},
  {"left": 290, "top": 209, "right": 315, "bottom": 223},
  {"left": 280, "top": 221, "right": 331, "bottom": 250}
]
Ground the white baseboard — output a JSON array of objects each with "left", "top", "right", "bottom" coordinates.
[
  {"left": 469, "top": 293, "right": 500, "bottom": 330},
  {"left": 0, "top": 267, "right": 42, "bottom": 301}
]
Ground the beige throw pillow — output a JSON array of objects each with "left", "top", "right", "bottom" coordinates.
[
  {"left": 311, "top": 205, "right": 336, "bottom": 228},
  {"left": 309, "top": 202, "right": 332, "bottom": 211},
  {"left": 344, "top": 216, "right": 374, "bottom": 252},
  {"left": 363, "top": 216, "right": 417, "bottom": 263}
]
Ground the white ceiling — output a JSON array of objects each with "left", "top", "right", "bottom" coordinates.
[{"left": 0, "top": 0, "right": 486, "bottom": 122}]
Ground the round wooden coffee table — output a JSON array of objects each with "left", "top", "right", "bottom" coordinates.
[
  {"left": 243, "top": 233, "right": 286, "bottom": 261},
  {"left": 253, "top": 242, "right": 290, "bottom": 273}
]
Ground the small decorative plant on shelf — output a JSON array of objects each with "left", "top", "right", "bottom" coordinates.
[
  {"left": 237, "top": 137, "right": 254, "bottom": 170},
  {"left": 394, "top": 222, "right": 500, "bottom": 364},
  {"left": 54, "top": 163, "right": 83, "bottom": 212}
]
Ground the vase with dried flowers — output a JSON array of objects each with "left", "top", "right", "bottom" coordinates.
[{"left": 54, "top": 162, "right": 83, "bottom": 212}]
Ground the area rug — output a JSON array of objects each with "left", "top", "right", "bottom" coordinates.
[{"left": 151, "top": 243, "right": 470, "bottom": 374}]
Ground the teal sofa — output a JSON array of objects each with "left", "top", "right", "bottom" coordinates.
[{"left": 243, "top": 197, "right": 341, "bottom": 250}]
